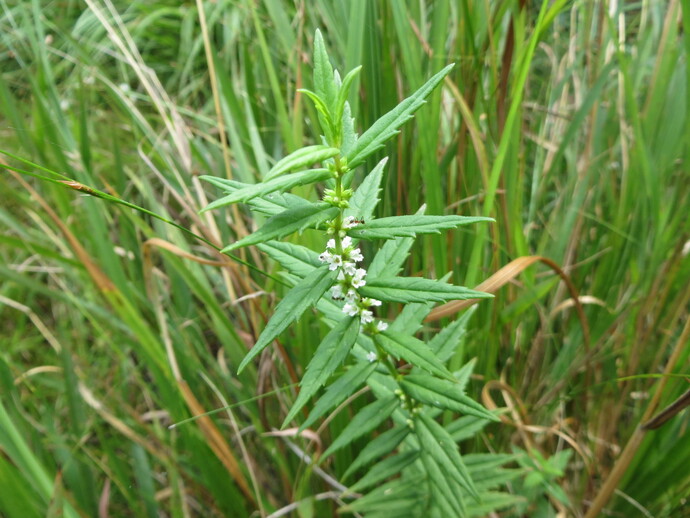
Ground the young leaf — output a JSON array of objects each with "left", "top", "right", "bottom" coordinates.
[
  {"left": 221, "top": 203, "right": 338, "bottom": 252},
  {"left": 400, "top": 374, "right": 497, "bottom": 421},
  {"left": 360, "top": 277, "right": 492, "bottom": 304},
  {"left": 346, "top": 64, "right": 454, "bottom": 168},
  {"left": 377, "top": 331, "right": 454, "bottom": 380},
  {"left": 237, "top": 266, "right": 336, "bottom": 373},
  {"left": 202, "top": 169, "right": 332, "bottom": 210},
  {"left": 298, "top": 88, "right": 334, "bottom": 139},
  {"left": 343, "top": 424, "right": 411, "bottom": 479},
  {"left": 415, "top": 413, "right": 478, "bottom": 500},
  {"left": 333, "top": 65, "right": 362, "bottom": 142},
  {"left": 281, "top": 316, "right": 359, "bottom": 428},
  {"left": 340, "top": 101, "right": 357, "bottom": 156},
  {"left": 264, "top": 145, "right": 340, "bottom": 181},
  {"left": 321, "top": 396, "right": 399, "bottom": 459},
  {"left": 349, "top": 450, "right": 420, "bottom": 492},
  {"left": 300, "top": 361, "right": 377, "bottom": 432},
  {"left": 257, "top": 241, "right": 320, "bottom": 278},
  {"left": 345, "top": 157, "right": 387, "bottom": 222},
  {"left": 348, "top": 214, "right": 493, "bottom": 240},
  {"left": 313, "top": 29, "right": 337, "bottom": 111}
]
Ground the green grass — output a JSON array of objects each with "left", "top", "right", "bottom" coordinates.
[{"left": 1, "top": 0, "right": 689, "bottom": 516}]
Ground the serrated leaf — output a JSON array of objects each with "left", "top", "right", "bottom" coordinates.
[
  {"left": 428, "top": 307, "right": 475, "bottom": 362},
  {"left": 344, "top": 424, "right": 410, "bottom": 479},
  {"left": 298, "top": 89, "right": 334, "bottom": 140},
  {"left": 446, "top": 415, "right": 492, "bottom": 442},
  {"left": 466, "top": 492, "right": 526, "bottom": 517},
  {"left": 346, "top": 64, "right": 454, "bottom": 168},
  {"left": 201, "top": 169, "right": 332, "bottom": 211},
  {"left": 415, "top": 412, "right": 478, "bottom": 499},
  {"left": 221, "top": 203, "right": 338, "bottom": 252},
  {"left": 338, "top": 478, "right": 423, "bottom": 514},
  {"left": 257, "top": 241, "right": 320, "bottom": 278},
  {"left": 345, "top": 157, "right": 387, "bottom": 222},
  {"left": 349, "top": 450, "right": 420, "bottom": 492},
  {"left": 360, "top": 276, "right": 492, "bottom": 304},
  {"left": 378, "top": 331, "right": 453, "bottom": 380},
  {"left": 401, "top": 375, "right": 497, "bottom": 421},
  {"left": 422, "top": 452, "right": 465, "bottom": 517},
  {"left": 265, "top": 146, "right": 340, "bottom": 181},
  {"left": 282, "top": 316, "right": 359, "bottom": 428},
  {"left": 340, "top": 101, "right": 357, "bottom": 156},
  {"left": 349, "top": 214, "right": 493, "bottom": 240},
  {"left": 201, "top": 176, "right": 310, "bottom": 216},
  {"left": 237, "top": 266, "right": 336, "bottom": 373},
  {"left": 321, "top": 396, "right": 398, "bottom": 459},
  {"left": 313, "top": 29, "right": 337, "bottom": 110},
  {"left": 300, "top": 361, "right": 377, "bottom": 432},
  {"left": 334, "top": 65, "right": 362, "bottom": 142}
]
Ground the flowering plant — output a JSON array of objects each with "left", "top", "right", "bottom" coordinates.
[{"left": 202, "top": 30, "right": 519, "bottom": 517}]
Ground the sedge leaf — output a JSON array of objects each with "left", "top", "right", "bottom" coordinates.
[
  {"left": 237, "top": 266, "right": 336, "bottom": 373},
  {"left": 265, "top": 146, "right": 340, "bottom": 181},
  {"left": 349, "top": 214, "right": 493, "bottom": 240},
  {"left": 282, "top": 316, "right": 359, "bottom": 428},
  {"left": 346, "top": 64, "right": 454, "bottom": 168},
  {"left": 221, "top": 203, "right": 338, "bottom": 252},
  {"left": 300, "top": 361, "right": 377, "bottom": 432},
  {"left": 321, "top": 396, "right": 398, "bottom": 459},
  {"left": 377, "top": 331, "right": 453, "bottom": 380},
  {"left": 401, "top": 374, "right": 497, "bottom": 421},
  {"left": 201, "top": 169, "right": 332, "bottom": 210},
  {"left": 360, "top": 277, "right": 492, "bottom": 304}
]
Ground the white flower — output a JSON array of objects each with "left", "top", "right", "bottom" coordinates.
[
  {"left": 376, "top": 321, "right": 388, "bottom": 332},
  {"left": 352, "top": 268, "right": 367, "bottom": 288},
  {"left": 327, "top": 239, "right": 336, "bottom": 250},
  {"left": 360, "top": 310, "right": 374, "bottom": 324},
  {"left": 345, "top": 289, "right": 358, "bottom": 301},
  {"left": 343, "top": 302, "right": 359, "bottom": 316},
  {"left": 342, "top": 236, "right": 353, "bottom": 248},
  {"left": 342, "top": 261, "right": 357, "bottom": 276},
  {"left": 337, "top": 270, "right": 346, "bottom": 281},
  {"left": 366, "top": 351, "right": 377, "bottom": 362},
  {"left": 330, "top": 284, "right": 344, "bottom": 299},
  {"left": 328, "top": 255, "right": 343, "bottom": 270},
  {"left": 349, "top": 248, "right": 364, "bottom": 262},
  {"left": 342, "top": 216, "right": 358, "bottom": 229},
  {"left": 367, "top": 298, "right": 382, "bottom": 307},
  {"left": 318, "top": 251, "right": 332, "bottom": 263}
]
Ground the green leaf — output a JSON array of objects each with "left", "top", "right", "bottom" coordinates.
[
  {"left": 313, "top": 29, "right": 337, "bottom": 110},
  {"left": 339, "top": 478, "right": 423, "bottom": 514},
  {"left": 344, "top": 424, "right": 410, "bottom": 479},
  {"left": 237, "top": 266, "right": 336, "bottom": 373},
  {"left": 415, "top": 413, "right": 478, "bottom": 499},
  {"left": 422, "top": 452, "right": 465, "bottom": 517},
  {"left": 401, "top": 374, "right": 497, "bottom": 421},
  {"left": 346, "top": 64, "right": 454, "bottom": 168},
  {"left": 345, "top": 157, "right": 387, "bottom": 222},
  {"left": 201, "top": 169, "right": 332, "bottom": 210},
  {"left": 428, "top": 307, "right": 475, "bottom": 362},
  {"left": 349, "top": 214, "right": 494, "bottom": 240},
  {"left": 300, "top": 361, "right": 377, "bottom": 432},
  {"left": 377, "top": 331, "right": 453, "bottom": 380},
  {"left": 340, "top": 101, "right": 357, "bottom": 156},
  {"left": 349, "top": 450, "right": 420, "bottom": 492},
  {"left": 334, "top": 65, "right": 362, "bottom": 141},
  {"left": 265, "top": 146, "right": 340, "bottom": 181},
  {"left": 282, "top": 316, "right": 359, "bottom": 428},
  {"left": 360, "top": 277, "right": 492, "bottom": 304},
  {"left": 321, "top": 396, "right": 398, "bottom": 459},
  {"left": 257, "top": 241, "right": 320, "bottom": 278},
  {"left": 298, "top": 88, "right": 334, "bottom": 138},
  {"left": 221, "top": 203, "right": 338, "bottom": 252}
]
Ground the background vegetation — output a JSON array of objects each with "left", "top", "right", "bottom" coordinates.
[{"left": 1, "top": 0, "right": 689, "bottom": 516}]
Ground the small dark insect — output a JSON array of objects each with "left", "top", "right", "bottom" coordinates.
[{"left": 353, "top": 218, "right": 365, "bottom": 225}]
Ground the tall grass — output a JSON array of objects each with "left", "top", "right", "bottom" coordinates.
[{"left": 1, "top": 0, "right": 689, "bottom": 516}]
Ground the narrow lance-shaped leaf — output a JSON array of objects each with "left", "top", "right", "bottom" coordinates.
[
  {"left": 346, "top": 64, "right": 454, "bottom": 168},
  {"left": 401, "top": 374, "right": 497, "bottom": 421},
  {"left": 321, "top": 396, "right": 399, "bottom": 460},
  {"left": 265, "top": 145, "right": 340, "bottom": 181},
  {"left": 222, "top": 204, "right": 338, "bottom": 252},
  {"left": 257, "top": 241, "right": 320, "bottom": 278},
  {"left": 201, "top": 169, "right": 332, "bottom": 210},
  {"left": 300, "top": 361, "right": 377, "bottom": 433},
  {"left": 415, "top": 412, "right": 478, "bottom": 499},
  {"left": 361, "top": 276, "right": 491, "bottom": 304},
  {"left": 349, "top": 450, "right": 420, "bottom": 493},
  {"left": 377, "top": 331, "right": 454, "bottom": 380},
  {"left": 345, "top": 157, "right": 387, "bottom": 223},
  {"left": 421, "top": 452, "right": 466, "bottom": 517},
  {"left": 348, "top": 215, "right": 494, "bottom": 240},
  {"left": 343, "top": 424, "right": 411, "bottom": 479},
  {"left": 333, "top": 65, "right": 362, "bottom": 143},
  {"left": 282, "top": 316, "right": 359, "bottom": 428},
  {"left": 237, "top": 266, "right": 336, "bottom": 373}
]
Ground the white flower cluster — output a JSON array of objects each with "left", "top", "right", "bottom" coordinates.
[{"left": 318, "top": 219, "right": 389, "bottom": 336}]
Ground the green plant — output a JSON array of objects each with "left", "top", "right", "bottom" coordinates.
[{"left": 201, "top": 30, "right": 521, "bottom": 516}]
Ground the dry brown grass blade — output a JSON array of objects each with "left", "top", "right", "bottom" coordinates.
[
  {"left": 177, "top": 380, "right": 255, "bottom": 505},
  {"left": 425, "top": 255, "right": 591, "bottom": 354}
]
